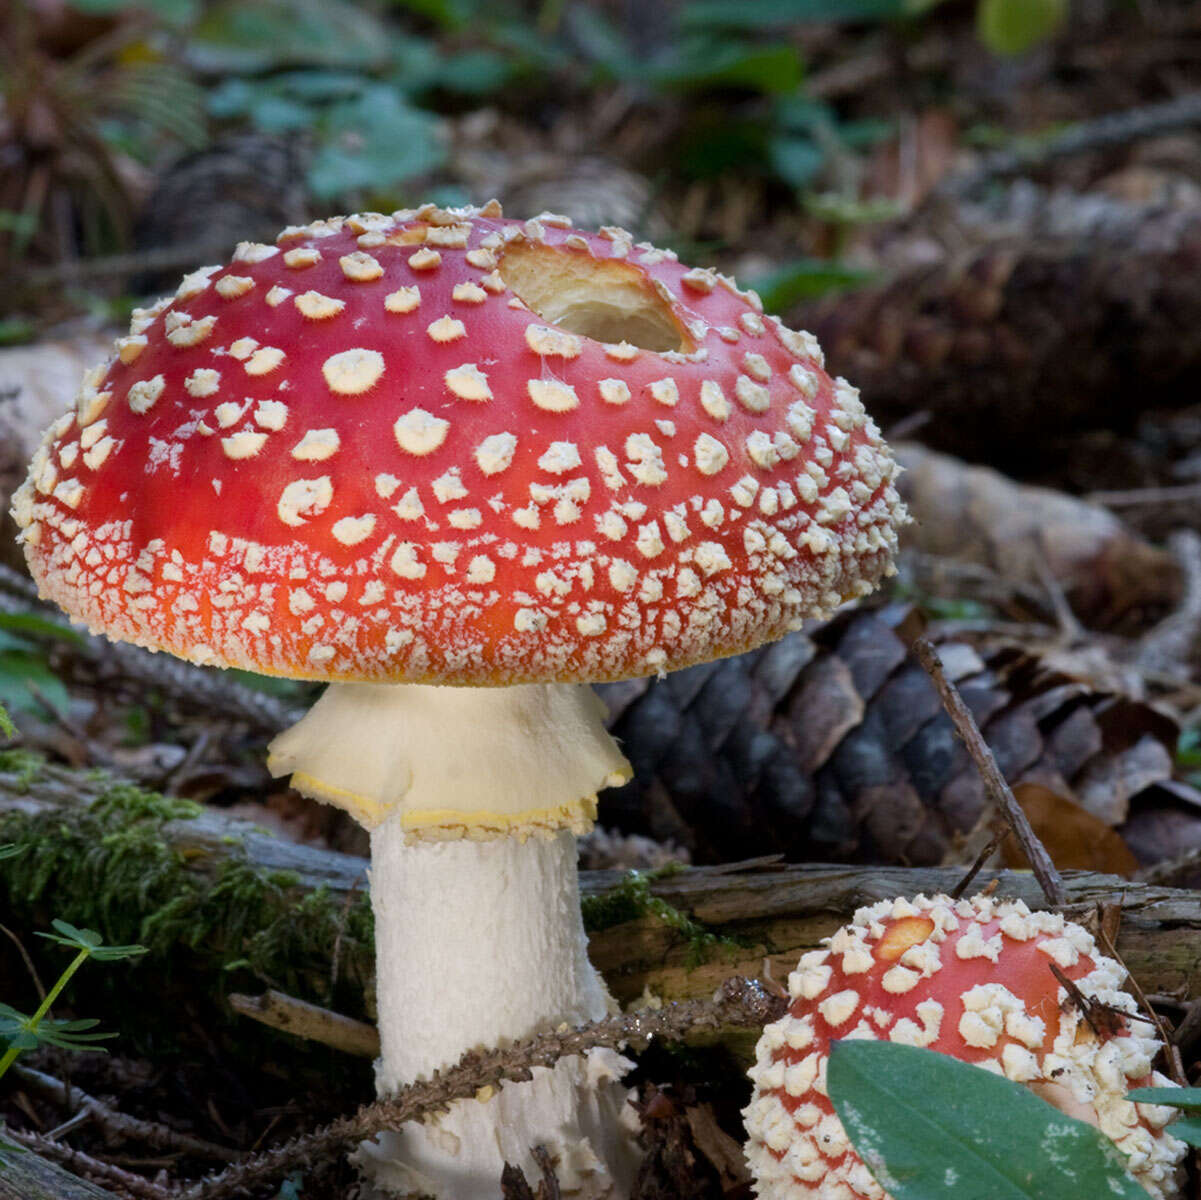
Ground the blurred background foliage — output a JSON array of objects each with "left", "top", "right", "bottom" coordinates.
[{"left": 0, "top": 0, "right": 1073, "bottom": 332}]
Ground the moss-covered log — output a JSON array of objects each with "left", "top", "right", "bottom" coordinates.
[{"left": 3, "top": 757, "right": 1200, "bottom": 1052}]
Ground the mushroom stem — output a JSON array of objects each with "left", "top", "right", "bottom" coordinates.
[
  {"left": 266, "top": 682, "right": 638, "bottom": 1198},
  {"left": 357, "top": 826, "right": 637, "bottom": 1197}
]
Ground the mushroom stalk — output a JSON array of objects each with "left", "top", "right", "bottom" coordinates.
[
  {"left": 357, "top": 827, "right": 635, "bottom": 1197},
  {"left": 266, "top": 681, "right": 637, "bottom": 1198}
]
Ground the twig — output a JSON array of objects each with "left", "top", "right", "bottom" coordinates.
[
  {"left": 179, "top": 977, "right": 783, "bottom": 1200},
  {"left": 1091, "top": 910, "right": 1188, "bottom": 1088},
  {"left": 944, "top": 92, "right": 1201, "bottom": 197},
  {"left": 0, "top": 921, "right": 47, "bottom": 1002},
  {"left": 950, "top": 829, "right": 1006, "bottom": 901},
  {"left": 6, "top": 1126, "right": 173, "bottom": 1200},
  {"left": 911, "top": 635, "right": 1067, "bottom": 906},
  {"left": 10, "top": 1063, "right": 237, "bottom": 1161},
  {"left": 228, "top": 990, "right": 379, "bottom": 1059}
]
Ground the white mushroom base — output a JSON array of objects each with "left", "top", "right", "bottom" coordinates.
[{"left": 353, "top": 824, "right": 638, "bottom": 1200}]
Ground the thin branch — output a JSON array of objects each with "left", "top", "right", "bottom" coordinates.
[
  {"left": 1091, "top": 910, "right": 1188, "bottom": 1088},
  {"left": 10, "top": 1063, "right": 237, "bottom": 1161},
  {"left": 227, "top": 991, "right": 379, "bottom": 1059},
  {"left": 911, "top": 635, "right": 1067, "bottom": 906},
  {"left": 179, "top": 977, "right": 783, "bottom": 1200}
]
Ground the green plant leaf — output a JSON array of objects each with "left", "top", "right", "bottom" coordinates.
[
  {"left": 652, "top": 38, "right": 803, "bottom": 94},
  {"left": 0, "top": 612, "right": 84, "bottom": 645},
  {"left": 681, "top": 0, "right": 906, "bottom": 29},
  {"left": 748, "top": 257, "right": 872, "bottom": 311},
  {"left": 0, "top": 703, "right": 13, "bottom": 740},
  {"left": 828, "top": 1040, "right": 1153, "bottom": 1199},
  {"left": 0, "top": 651, "right": 71, "bottom": 717},
  {"left": 977, "top": 0, "right": 1067, "bottom": 55},
  {"left": 769, "top": 134, "right": 825, "bottom": 188},
  {"left": 187, "top": 0, "right": 392, "bottom": 73},
  {"left": 1126, "top": 1086, "right": 1201, "bottom": 1110},
  {"left": 307, "top": 86, "right": 444, "bottom": 199}
]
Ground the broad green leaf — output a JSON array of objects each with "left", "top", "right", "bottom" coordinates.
[
  {"left": 652, "top": 38, "right": 803, "bottom": 95},
  {"left": 430, "top": 49, "right": 514, "bottom": 95},
  {"left": 977, "top": 0, "right": 1067, "bottom": 55},
  {"left": 187, "top": 0, "right": 392, "bottom": 74},
  {"left": 0, "top": 612, "right": 84, "bottom": 644},
  {"left": 0, "top": 651, "right": 71, "bottom": 716},
  {"left": 308, "top": 87, "right": 444, "bottom": 199},
  {"left": 828, "top": 1040, "right": 1153, "bottom": 1200},
  {"left": 749, "top": 257, "right": 871, "bottom": 311},
  {"left": 1127, "top": 1086, "right": 1201, "bottom": 1110},
  {"left": 0, "top": 702, "right": 13, "bottom": 739},
  {"left": 769, "top": 134, "right": 825, "bottom": 188},
  {"left": 681, "top": 0, "right": 906, "bottom": 29},
  {"left": 563, "top": 5, "right": 633, "bottom": 78}
]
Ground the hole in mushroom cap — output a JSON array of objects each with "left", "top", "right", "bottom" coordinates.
[{"left": 498, "top": 239, "right": 692, "bottom": 353}]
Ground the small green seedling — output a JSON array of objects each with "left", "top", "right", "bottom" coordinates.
[{"left": 0, "top": 919, "right": 147, "bottom": 1081}]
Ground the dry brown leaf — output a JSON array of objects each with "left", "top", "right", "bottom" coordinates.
[
  {"left": 1003, "top": 782, "right": 1140, "bottom": 877},
  {"left": 897, "top": 443, "right": 1180, "bottom": 624}
]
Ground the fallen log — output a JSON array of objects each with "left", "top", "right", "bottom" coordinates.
[
  {"left": 3, "top": 760, "right": 1201, "bottom": 1043},
  {"left": 0, "top": 1134, "right": 119, "bottom": 1200}
]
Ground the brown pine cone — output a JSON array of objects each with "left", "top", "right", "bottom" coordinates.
[{"left": 596, "top": 603, "right": 1185, "bottom": 867}]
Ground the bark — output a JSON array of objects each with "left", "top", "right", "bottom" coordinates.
[
  {"left": 0, "top": 1135, "right": 118, "bottom": 1200},
  {"left": 3, "top": 768, "right": 1201, "bottom": 1026}
]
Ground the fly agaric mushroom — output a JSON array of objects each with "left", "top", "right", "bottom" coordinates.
[
  {"left": 12, "top": 201, "right": 905, "bottom": 1198},
  {"left": 744, "top": 893, "right": 1187, "bottom": 1200}
]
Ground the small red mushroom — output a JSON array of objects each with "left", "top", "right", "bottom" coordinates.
[{"left": 743, "top": 894, "right": 1187, "bottom": 1200}]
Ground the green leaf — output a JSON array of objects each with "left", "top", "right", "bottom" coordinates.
[
  {"left": 0, "top": 651, "right": 71, "bottom": 717},
  {"left": 769, "top": 134, "right": 825, "bottom": 188},
  {"left": 37, "top": 918, "right": 147, "bottom": 960},
  {"left": 1126, "top": 1086, "right": 1201, "bottom": 1110},
  {"left": 0, "top": 845, "right": 23, "bottom": 860},
  {"left": 430, "top": 49, "right": 514, "bottom": 95},
  {"left": 0, "top": 703, "right": 13, "bottom": 740},
  {"left": 828, "top": 1040, "right": 1154, "bottom": 1200},
  {"left": 0, "top": 612, "right": 84, "bottom": 645},
  {"left": 652, "top": 38, "right": 803, "bottom": 94},
  {"left": 748, "top": 257, "right": 872, "bottom": 311},
  {"left": 977, "top": 0, "right": 1067, "bottom": 55},
  {"left": 187, "top": 0, "right": 392, "bottom": 74},
  {"left": 1168, "top": 1116, "right": 1201, "bottom": 1148},
  {"left": 307, "top": 87, "right": 444, "bottom": 200},
  {"left": 681, "top": 0, "right": 907, "bottom": 29}
]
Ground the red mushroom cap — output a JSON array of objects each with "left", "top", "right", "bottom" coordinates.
[
  {"left": 13, "top": 202, "right": 905, "bottom": 685},
  {"left": 743, "top": 894, "right": 1186, "bottom": 1200}
]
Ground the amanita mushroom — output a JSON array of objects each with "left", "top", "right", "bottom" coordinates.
[
  {"left": 744, "top": 893, "right": 1187, "bottom": 1200},
  {"left": 11, "top": 201, "right": 905, "bottom": 1198}
]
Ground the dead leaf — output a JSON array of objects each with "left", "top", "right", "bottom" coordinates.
[{"left": 1002, "top": 782, "right": 1139, "bottom": 876}]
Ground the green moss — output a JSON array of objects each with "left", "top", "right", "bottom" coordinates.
[
  {"left": 0, "top": 777, "right": 375, "bottom": 1015},
  {"left": 582, "top": 865, "right": 744, "bottom": 968},
  {"left": 0, "top": 749, "right": 44, "bottom": 789}
]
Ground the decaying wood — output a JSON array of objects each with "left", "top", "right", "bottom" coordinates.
[
  {"left": 793, "top": 195, "right": 1201, "bottom": 467},
  {"left": 228, "top": 991, "right": 378, "bottom": 1059},
  {"left": 1, "top": 1129, "right": 164, "bottom": 1196},
  {"left": 0, "top": 1133, "right": 119, "bottom": 1200},
  {"left": 5, "top": 769, "right": 1201, "bottom": 1026},
  {"left": 896, "top": 443, "right": 1181, "bottom": 625}
]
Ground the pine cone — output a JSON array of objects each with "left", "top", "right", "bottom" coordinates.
[
  {"left": 597, "top": 604, "right": 1185, "bottom": 867},
  {"left": 793, "top": 195, "right": 1201, "bottom": 470}
]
